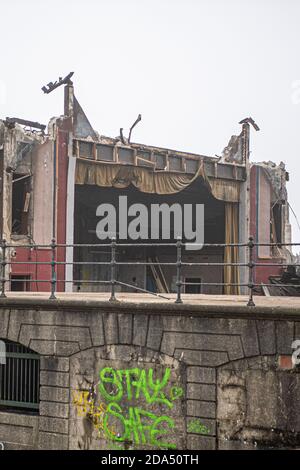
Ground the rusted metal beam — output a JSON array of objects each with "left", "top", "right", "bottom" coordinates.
[
  {"left": 41, "top": 72, "right": 74, "bottom": 94},
  {"left": 5, "top": 117, "right": 46, "bottom": 131},
  {"left": 239, "top": 117, "right": 260, "bottom": 132},
  {"left": 128, "top": 114, "right": 141, "bottom": 143}
]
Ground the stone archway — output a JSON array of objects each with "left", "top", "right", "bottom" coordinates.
[
  {"left": 217, "top": 356, "right": 300, "bottom": 449},
  {"left": 68, "top": 344, "right": 187, "bottom": 450}
]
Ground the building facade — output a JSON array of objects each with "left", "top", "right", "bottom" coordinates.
[
  {"left": 0, "top": 80, "right": 292, "bottom": 296},
  {"left": 0, "top": 78, "right": 298, "bottom": 451}
]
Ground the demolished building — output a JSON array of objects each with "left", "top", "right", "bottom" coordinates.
[
  {"left": 0, "top": 77, "right": 293, "bottom": 296},
  {"left": 1, "top": 76, "right": 300, "bottom": 452}
]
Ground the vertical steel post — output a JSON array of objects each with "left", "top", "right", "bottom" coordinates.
[
  {"left": 0, "top": 239, "right": 6, "bottom": 298},
  {"left": 49, "top": 238, "right": 56, "bottom": 300},
  {"left": 109, "top": 237, "right": 116, "bottom": 302},
  {"left": 175, "top": 237, "right": 183, "bottom": 304},
  {"left": 247, "top": 236, "right": 255, "bottom": 307}
]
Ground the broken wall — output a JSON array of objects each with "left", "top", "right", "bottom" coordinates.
[
  {"left": 0, "top": 122, "right": 48, "bottom": 242},
  {"left": 218, "top": 356, "right": 300, "bottom": 449},
  {"left": 32, "top": 140, "right": 53, "bottom": 245}
]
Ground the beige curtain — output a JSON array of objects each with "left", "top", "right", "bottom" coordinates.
[
  {"left": 207, "top": 178, "right": 240, "bottom": 203},
  {"left": 75, "top": 158, "right": 240, "bottom": 201},
  {"left": 224, "top": 203, "right": 240, "bottom": 295},
  {"left": 75, "top": 158, "right": 206, "bottom": 195}
]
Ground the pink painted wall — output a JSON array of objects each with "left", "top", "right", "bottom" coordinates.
[{"left": 250, "top": 165, "right": 283, "bottom": 286}]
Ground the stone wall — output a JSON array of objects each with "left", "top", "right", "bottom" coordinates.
[{"left": 0, "top": 298, "right": 299, "bottom": 450}]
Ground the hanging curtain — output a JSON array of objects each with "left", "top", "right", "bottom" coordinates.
[
  {"left": 75, "top": 158, "right": 241, "bottom": 295},
  {"left": 75, "top": 157, "right": 240, "bottom": 201},
  {"left": 224, "top": 203, "right": 240, "bottom": 295},
  {"left": 206, "top": 178, "right": 240, "bottom": 203},
  {"left": 75, "top": 158, "right": 206, "bottom": 195}
]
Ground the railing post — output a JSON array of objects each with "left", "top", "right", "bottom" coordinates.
[
  {"left": 175, "top": 237, "right": 183, "bottom": 304},
  {"left": 0, "top": 239, "right": 7, "bottom": 298},
  {"left": 247, "top": 236, "right": 255, "bottom": 307},
  {"left": 109, "top": 237, "right": 117, "bottom": 302},
  {"left": 49, "top": 238, "right": 56, "bottom": 300}
]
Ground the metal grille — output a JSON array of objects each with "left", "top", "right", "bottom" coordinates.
[{"left": 0, "top": 340, "right": 40, "bottom": 412}]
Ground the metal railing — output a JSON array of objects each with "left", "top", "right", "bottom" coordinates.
[{"left": 0, "top": 238, "right": 299, "bottom": 307}]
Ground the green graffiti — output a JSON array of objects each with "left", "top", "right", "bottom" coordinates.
[
  {"left": 103, "top": 402, "right": 176, "bottom": 449},
  {"left": 98, "top": 367, "right": 123, "bottom": 402},
  {"left": 98, "top": 367, "right": 174, "bottom": 408},
  {"left": 73, "top": 366, "right": 184, "bottom": 449},
  {"left": 187, "top": 419, "right": 210, "bottom": 435},
  {"left": 98, "top": 366, "right": 184, "bottom": 449},
  {"left": 150, "top": 415, "right": 176, "bottom": 449},
  {"left": 170, "top": 386, "right": 184, "bottom": 401}
]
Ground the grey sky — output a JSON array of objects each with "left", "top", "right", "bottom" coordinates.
[{"left": 1, "top": 0, "right": 300, "bottom": 243}]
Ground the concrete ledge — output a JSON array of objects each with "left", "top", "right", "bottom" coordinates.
[{"left": 0, "top": 292, "right": 299, "bottom": 319}]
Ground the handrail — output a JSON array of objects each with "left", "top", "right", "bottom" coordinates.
[{"left": 0, "top": 238, "right": 299, "bottom": 306}]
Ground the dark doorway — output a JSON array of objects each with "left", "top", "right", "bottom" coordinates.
[
  {"left": 10, "top": 275, "right": 31, "bottom": 291},
  {"left": 11, "top": 174, "right": 30, "bottom": 235}
]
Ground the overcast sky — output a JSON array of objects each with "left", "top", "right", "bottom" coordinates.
[{"left": 1, "top": 0, "right": 300, "bottom": 244}]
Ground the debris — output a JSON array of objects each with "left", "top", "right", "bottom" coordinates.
[
  {"left": 128, "top": 114, "right": 142, "bottom": 143},
  {"left": 239, "top": 117, "right": 260, "bottom": 131},
  {"left": 5, "top": 117, "right": 46, "bottom": 131},
  {"left": 41, "top": 71, "right": 74, "bottom": 94}
]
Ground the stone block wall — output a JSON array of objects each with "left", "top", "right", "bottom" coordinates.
[{"left": 0, "top": 299, "right": 299, "bottom": 450}]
